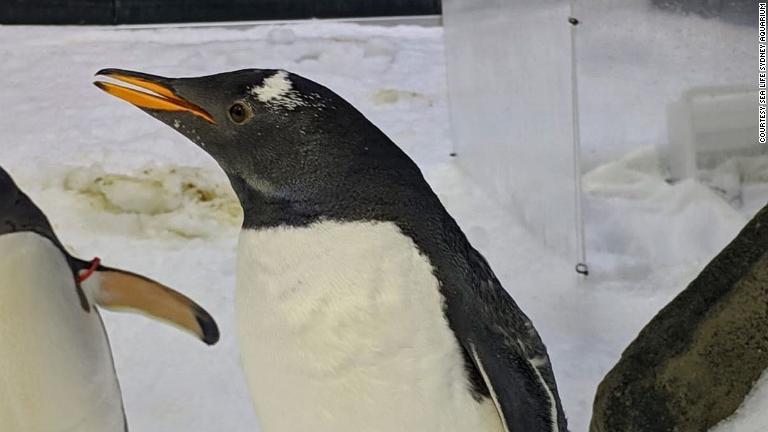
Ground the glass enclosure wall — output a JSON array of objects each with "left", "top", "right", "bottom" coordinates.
[
  {"left": 573, "top": 0, "right": 754, "bottom": 170},
  {"left": 444, "top": 0, "right": 756, "bottom": 269},
  {"left": 443, "top": 0, "right": 583, "bottom": 263}
]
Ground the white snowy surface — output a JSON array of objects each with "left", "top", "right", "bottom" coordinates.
[
  {"left": 0, "top": 22, "right": 765, "bottom": 432},
  {"left": 712, "top": 370, "right": 768, "bottom": 432}
]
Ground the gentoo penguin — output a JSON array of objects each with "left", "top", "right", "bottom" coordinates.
[
  {"left": 0, "top": 166, "right": 219, "bottom": 432},
  {"left": 94, "top": 68, "right": 568, "bottom": 432}
]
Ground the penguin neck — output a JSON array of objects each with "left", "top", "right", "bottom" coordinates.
[
  {"left": 227, "top": 167, "right": 451, "bottom": 232},
  {"left": 227, "top": 174, "right": 321, "bottom": 229},
  {"left": 219, "top": 150, "right": 386, "bottom": 224}
]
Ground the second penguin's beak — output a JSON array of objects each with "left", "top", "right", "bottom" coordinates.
[{"left": 93, "top": 69, "right": 215, "bottom": 124}]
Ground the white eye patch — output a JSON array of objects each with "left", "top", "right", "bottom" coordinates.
[{"left": 250, "top": 71, "right": 306, "bottom": 110}]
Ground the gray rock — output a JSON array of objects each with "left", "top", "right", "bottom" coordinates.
[{"left": 591, "top": 204, "right": 768, "bottom": 432}]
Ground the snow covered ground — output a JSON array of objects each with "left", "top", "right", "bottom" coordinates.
[{"left": 0, "top": 21, "right": 764, "bottom": 432}]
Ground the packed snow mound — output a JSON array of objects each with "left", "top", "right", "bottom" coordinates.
[
  {"left": 699, "top": 154, "right": 768, "bottom": 216},
  {"left": 267, "top": 27, "right": 297, "bottom": 45},
  {"left": 62, "top": 165, "right": 241, "bottom": 239},
  {"left": 372, "top": 88, "right": 432, "bottom": 106},
  {"left": 583, "top": 147, "right": 746, "bottom": 277}
]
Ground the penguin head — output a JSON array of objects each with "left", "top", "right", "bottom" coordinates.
[
  {"left": 0, "top": 166, "right": 58, "bottom": 241},
  {"left": 94, "top": 69, "right": 425, "bottom": 222}
]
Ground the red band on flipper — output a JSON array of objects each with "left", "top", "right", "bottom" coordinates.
[{"left": 78, "top": 257, "right": 101, "bottom": 283}]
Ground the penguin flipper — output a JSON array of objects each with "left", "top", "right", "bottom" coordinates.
[
  {"left": 78, "top": 263, "right": 219, "bottom": 345},
  {"left": 449, "top": 250, "right": 566, "bottom": 432},
  {"left": 466, "top": 327, "right": 562, "bottom": 432}
]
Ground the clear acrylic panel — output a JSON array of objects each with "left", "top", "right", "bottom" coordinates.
[
  {"left": 443, "top": 0, "right": 583, "bottom": 263},
  {"left": 571, "top": 0, "right": 755, "bottom": 169},
  {"left": 444, "top": 0, "right": 756, "bottom": 268}
]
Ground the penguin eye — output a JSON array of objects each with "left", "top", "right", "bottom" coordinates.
[{"left": 228, "top": 102, "right": 250, "bottom": 124}]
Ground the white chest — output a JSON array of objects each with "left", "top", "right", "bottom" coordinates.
[
  {"left": 0, "top": 233, "right": 124, "bottom": 432},
  {"left": 235, "top": 221, "right": 503, "bottom": 432}
]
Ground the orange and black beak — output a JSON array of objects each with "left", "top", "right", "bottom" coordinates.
[{"left": 94, "top": 69, "right": 215, "bottom": 124}]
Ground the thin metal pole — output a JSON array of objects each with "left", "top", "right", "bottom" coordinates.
[{"left": 569, "top": 4, "right": 589, "bottom": 276}]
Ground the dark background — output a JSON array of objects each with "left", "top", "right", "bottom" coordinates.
[
  {"left": 0, "top": 0, "right": 442, "bottom": 25},
  {"left": 0, "top": 0, "right": 754, "bottom": 25}
]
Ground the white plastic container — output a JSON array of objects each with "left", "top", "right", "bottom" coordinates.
[{"left": 665, "top": 85, "right": 759, "bottom": 181}]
